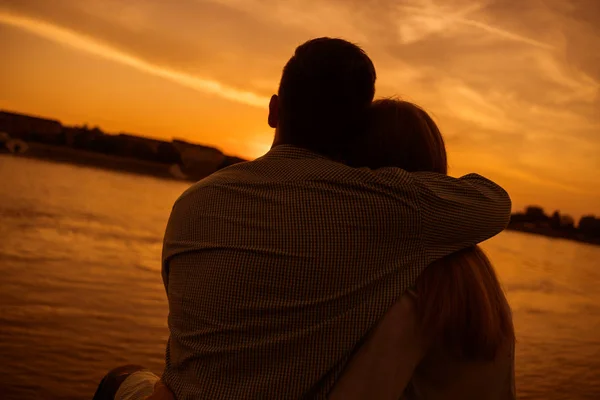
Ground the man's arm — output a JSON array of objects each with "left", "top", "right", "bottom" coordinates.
[{"left": 410, "top": 172, "right": 512, "bottom": 263}]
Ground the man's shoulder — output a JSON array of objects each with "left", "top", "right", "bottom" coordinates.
[
  {"left": 173, "top": 145, "right": 416, "bottom": 206},
  {"left": 179, "top": 146, "right": 342, "bottom": 186}
]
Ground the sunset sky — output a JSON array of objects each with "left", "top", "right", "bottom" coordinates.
[{"left": 0, "top": 0, "right": 598, "bottom": 219}]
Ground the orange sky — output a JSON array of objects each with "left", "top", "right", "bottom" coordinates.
[{"left": 0, "top": 0, "right": 599, "bottom": 220}]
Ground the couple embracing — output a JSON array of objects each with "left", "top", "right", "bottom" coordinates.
[{"left": 98, "top": 37, "right": 515, "bottom": 400}]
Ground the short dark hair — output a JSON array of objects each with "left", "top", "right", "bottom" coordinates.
[{"left": 277, "top": 38, "right": 376, "bottom": 158}]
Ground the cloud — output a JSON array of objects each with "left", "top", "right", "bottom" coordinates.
[
  {"left": 459, "top": 19, "right": 555, "bottom": 50},
  {"left": 200, "top": 0, "right": 371, "bottom": 43},
  {"left": 393, "top": 0, "right": 555, "bottom": 49},
  {"left": 0, "top": 11, "right": 270, "bottom": 108},
  {"left": 533, "top": 52, "right": 600, "bottom": 103},
  {"left": 72, "top": 0, "right": 155, "bottom": 33}
]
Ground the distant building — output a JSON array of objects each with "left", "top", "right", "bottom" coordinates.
[
  {"left": 579, "top": 215, "right": 600, "bottom": 237},
  {"left": 112, "top": 133, "right": 159, "bottom": 160},
  {"left": 0, "top": 111, "right": 62, "bottom": 140},
  {"left": 550, "top": 211, "right": 574, "bottom": 229},
  {"left": 172, "top": 139, "right": 225, "bottom": 178},
  {"left": 64, "top": 126, "right": 105, "bottom": 150},
  {"left": 118, "top": 133, "right": 170, "bottom": 152},
  {"left": 560, "top": 215, "right": 575, "bottom": 229},
  {"left": 114, "top": 134, "right": 183, "bottom": 163},
  {"left": 172, "top": 139, "right": 223, "bottom": 155},
  {"left": 525, "top": 206, "right": 547, "bottom": 221},
  {"left": 509, "top": 206, "right": 550, "bottom": 226},
  {"left": 156, "top": 142, "right": 182, "bottom": 164},
  {"left": 62, "top": 127, "right": 79, "bottom": 147},
  {"left": 219, "top": 155, "right": 248, "bottom": 169}
]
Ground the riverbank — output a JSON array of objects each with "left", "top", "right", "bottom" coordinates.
[
  {"left": 1, "top": 142, "right": 192, "bottom": 182},
  {"left": 506, "top": 223, "right": 600, "bottom": 246},
  {"left": 1, "top": 110, "right": 248, "bottom": 183}
]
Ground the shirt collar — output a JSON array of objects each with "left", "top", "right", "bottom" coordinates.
[{"left": 263, "top": 144, "right": 331, "bottom": 161}]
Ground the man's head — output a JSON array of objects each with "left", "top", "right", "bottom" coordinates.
[{"left": 269, "top": 38, "right": 376, "bottom": 158}]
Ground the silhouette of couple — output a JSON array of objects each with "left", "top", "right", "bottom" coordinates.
[{"left": 95, "top": 38, "right": 515, "bottom": 400}]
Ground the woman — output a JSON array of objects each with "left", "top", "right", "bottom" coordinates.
[{"left": 330, "top": 99, "right": 516, "bottom": 399}]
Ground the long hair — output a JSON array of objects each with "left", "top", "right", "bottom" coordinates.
[{"left": 351, "top": 98, "right": 514, "bottom": 361}]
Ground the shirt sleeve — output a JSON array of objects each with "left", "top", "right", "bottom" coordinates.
[{"left": 410, "top": 172, "right": 512, "bottom": 263}]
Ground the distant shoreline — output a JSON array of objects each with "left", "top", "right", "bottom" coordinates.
[
  {"left": 0, "top": 109, "right": 248, "bottom": 183},
  {"left": 506, "top": 224, "right": 600, "bottom": 247},
  {"left": 4, "top": 146, "right": 600, "bottom": 248},
  {"left": 1, "top": 142, "right": 195, "bottom": 183}
]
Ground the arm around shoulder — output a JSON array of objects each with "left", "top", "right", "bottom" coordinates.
[{"left": 410, "top": 172, "right": 512, "bottom": 263}]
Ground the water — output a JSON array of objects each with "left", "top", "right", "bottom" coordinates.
[{"left": 1, "top": 156, "right": 599, "bottom": 400}]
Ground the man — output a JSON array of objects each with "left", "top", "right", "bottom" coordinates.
[{"left": 157, "top": 37, "right": 511, "bottom": 399}]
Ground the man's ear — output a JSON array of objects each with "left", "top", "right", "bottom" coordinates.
[{"left": 268, "top": 94, "right": 279, "bottom": 129}]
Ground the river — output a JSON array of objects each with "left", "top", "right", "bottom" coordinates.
[{"left": 1, "top": 155, "right": 599, "bottom": 399}]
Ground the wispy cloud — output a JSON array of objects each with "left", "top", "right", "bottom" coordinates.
[
  {"left": 0, "top": 11, "right": 269, "bottom": 108},
  {"left": 200, "top": 0, "right": 371, "bottom": 43},
  {"left": 533, "top": 52, "right": 600, "bottom": 103},
  {"left": 459, "top": 19, "right": 555, "bottom": 50},
  {"left": 395, "top": 0, "right": 555, "bottom": 49}
]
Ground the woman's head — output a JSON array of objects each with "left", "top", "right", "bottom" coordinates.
[
  {"left": 347, "top": 99, "right": 447, "bottom": 174},
  {"left": 349, "top": 98, "right": 514, "bottom": 361}
]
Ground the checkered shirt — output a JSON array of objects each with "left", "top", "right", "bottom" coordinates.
[{"left": 161, "top": 145, "right": 511, "bottom": 399}]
